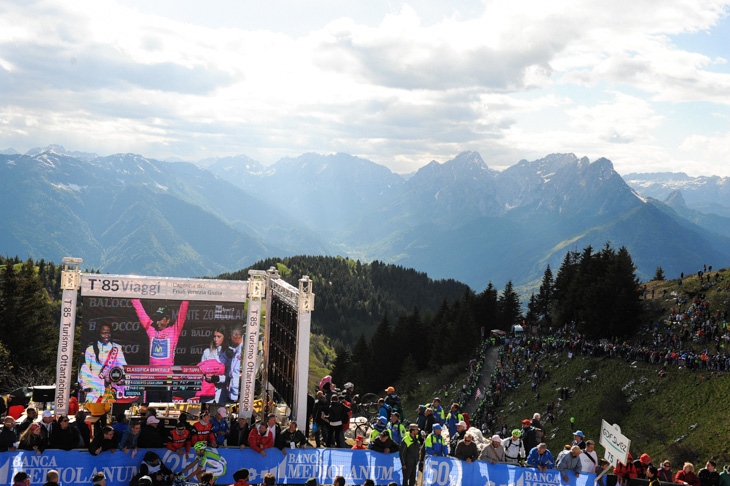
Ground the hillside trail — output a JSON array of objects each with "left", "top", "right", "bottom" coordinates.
[{"left": 463, "top": 344, "right": 500, "bottom": 416}]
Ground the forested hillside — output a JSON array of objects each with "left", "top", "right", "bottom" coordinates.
[{"left": 218, "top": 255, "right": 471, "bottom": 345}]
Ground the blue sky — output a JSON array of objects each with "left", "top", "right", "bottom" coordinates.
[{"left": 1, "top": 0, "right": 729, "bottom": 176}]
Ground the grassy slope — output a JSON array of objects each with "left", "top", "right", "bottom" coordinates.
[{"left": 493, "top": 267, "right": 730, "bottom": 466}]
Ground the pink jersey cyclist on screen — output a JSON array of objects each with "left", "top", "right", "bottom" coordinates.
[{"left": 132, "top": 299, "right": 189, "bottom": 366}]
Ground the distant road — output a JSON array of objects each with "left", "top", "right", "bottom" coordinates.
[{"left": 464, "top": 345, "right": 500, "bottom": 415}]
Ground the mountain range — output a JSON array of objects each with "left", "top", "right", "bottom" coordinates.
[{"left": 2, "top": 145, "right": 729, "bottom": 293}]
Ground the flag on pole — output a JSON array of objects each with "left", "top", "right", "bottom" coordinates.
[{"left": 475, "top": 387, "right": 482, "bottom": 400}]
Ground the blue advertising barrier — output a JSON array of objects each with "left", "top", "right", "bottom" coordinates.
[
  {"left": 423, "top": 456, "right": 599, "bottom": 486},
  {"left": 0, "top": 448, "right": 403, "bottom": 485}
]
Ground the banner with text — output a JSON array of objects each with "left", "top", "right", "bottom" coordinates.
[
  {"left": 423, "top": 456, "right": 598, "bottom": 486},
  {"left": 0, "top": 448, "right": 402, "bottom": 486},
  {"left": 79, "top": 274, "right": 248, "bottom": 404}
]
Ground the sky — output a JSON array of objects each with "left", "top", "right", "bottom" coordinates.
[{"left": 1, "top": 0, "right": 729, "bottom": 176}]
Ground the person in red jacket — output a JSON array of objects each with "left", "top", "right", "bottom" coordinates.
[
  {"left": 167, "top": 421, "right": 192, "bottom": 456},
  {"left": 190, "top": 411, "right": 215, "bottom": 447},
  {"left": 248, "top": 422, "right": 274, "bottom": 457},
  {"left": 676, "top": 463, "right": 701, "bottom": 486},
  {"left": 615, "top": 453, "right": 639, "bottom": 485}
]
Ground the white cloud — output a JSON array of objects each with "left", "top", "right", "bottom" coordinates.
[{"left": 0, "top": 0, "right": 729, "bottom": 175}]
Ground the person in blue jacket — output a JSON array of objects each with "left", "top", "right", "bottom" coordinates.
[
  {"left": 527, "top": 443, "right": 555, "bottom": 472},
  {"left": 444, "top": 403, "right": 464, "bottom": 438},
  {"left": 387, "top": 413, "right": 407, "bottom": 445},
  {"left": 429, "top": 398, "right": 445, "bottom": 426},
  {"left": 424, "top": 425, "right": 448, "bottom": 457}
]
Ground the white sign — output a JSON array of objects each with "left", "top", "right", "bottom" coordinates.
[
  {"left": 599, "top": 420, "right": 631, "bottom": 467},
  {"left": 81, "top": 274, "right": 248, "bottom": 302},
  {"left": 240, "top": 299, "right": 261, "bottom": 419},
  {"left": 54, "top": 288, "right": 78, "bottom": 415}
]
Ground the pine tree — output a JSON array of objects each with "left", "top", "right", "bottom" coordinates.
[
  {"left": 497, "top": 281, "right": 522, "bottom": 330},
  {"left": 654, "top": 266, "right": 665, "bottom": 281},
  {"left": 536, "top": 265, "right": 554, "bottom": 324}
]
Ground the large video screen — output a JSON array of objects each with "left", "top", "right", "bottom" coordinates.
[{"left": 79, "top": 275, "right": 248, "bottom": 404}]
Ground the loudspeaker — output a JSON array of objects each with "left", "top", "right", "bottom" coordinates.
[{"left": 32, "top": 386, "right": 56, "bottom": 403}]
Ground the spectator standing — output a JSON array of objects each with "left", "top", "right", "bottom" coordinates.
[
  {"left": 387, "top": 413, "right": 407, "bottom": 445},
  {"left": 479, "top": 435, "right": 504, "bottom": 464},
  {"left": 677, "top": 463, "right": 701, "bottom": 486},
  {"left": 351, "top": 435, "right": 367, "bottom": 450},
  {"left": 266, "top": 414, "right": 283, "bottom": 450},
  {"left": 430, "top": 398, "right": 445, "bottom": 426},
  {"left": 370, "top": 416, "right": 389, "bottom": 443},
  {"left": 449, "top": 421, "right": 467, "bottom": 457},
  {"left": 42, "top": 469, "right": 60, "bottom": 486},
  {"left": 17, "top": 407, "right": 38, "bottom": 436},
  {"left": 445, "top": 403, "right": 464, "bottom": 439},
  {"left": 311, "top": 391, "right": 329, "bottom": 448},
  {"left": 425, "top": 425, "right": 448, "bottom": 458},
  {"left": 648, "top": 466, "right": 660, "bottom": 486},
  {"left": 370, "top": 430, "right": 397, "bottom": 454},
  {"left": 74, "top": 411, "right": 91, "bottom": 449},
  {"left": 580, "top": 440, "right": 599, "bottom": 473},
  {"left": 12, "top": 472, "right": 30, "bottom": 486},
  {"left": 137, "top": 416, "right": 164, "bottom": 449},
  {"left": 699, "top": 461, "right": 721, "bottom": 486},
  {"left": 191, "top": 411, "right": 215, "bottom": 448},
  {"left": 454, "top": 432, "right": 479, "bottom": 464},
  {"left": 659, "top": 461, "right": 674, "bottom": 482},
  {"left": 571, "top": 431, "right": 586, "bottom": 450},
  {"left": 325, "top": 396, "right": 349, "bottom": 448},
  {"left": 39, "top": 411, "right": 54, "bottom": 448},
  {"left": 502, "top": 429, "right": 525, "bottom": 465},
  {"left": 400, "top": 424, "right": 421, "bottom": 486},
  {"left": 167, "top": 421, "right": 192, "bottom": 456},
  {"left": 0, "top": 416, "right": 19, "bottom": 452},
  {"left": 49, "top": 415, "right": 79, "bottom": 451},
  {"left": 558, "top": 445, "right": 583, "bottom": 482},
  {"left": 228, "top": 416, "right": 250, "bottom": 449},
  {"left": 522, "top": 419, "right": 541, "bottom": 453},
  {"left": 248, "top": 422, "right": 274, "bottom": 457},
  {"left": 89, "top": 426, "right": 117, "bottom": 456},
  {"left": 232, "top": 469, "right": 250, "bottom": 486},
  {"left": 281, "top": 421, "right": 307, "bottom": 449},
  {"left": 527, "top": 443, "right": 554, "bottom": 472},
  {"left": 19, "top": 423, "right": 46, "bottom": 453},
  {"left": 118, "top": 421, "right": 141, "bottom": 454},
  {"left": 211, "top": 408, "right": 230, "bottom": 447},
  {"left": 719, "top": 466, "right": 730, "bottom": 486}
]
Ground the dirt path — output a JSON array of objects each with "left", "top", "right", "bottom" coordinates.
[{"left": 463, "top": 345, "right": 500, "bottom": 415}]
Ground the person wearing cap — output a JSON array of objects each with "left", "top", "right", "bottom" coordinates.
[
  {"left": 384, "top": 386, "right": 403, "bottom": 421},
  {"left": 454, "top": 432, "right": 479, "bottom": 464},
  {"left": 387, "top": 412, "right": 407, "bottom": 445},
  {"left": 211, "top": 407, "right": 230, "bottom": 447},
  {"left": 351, "top": 435, "right": 367, "bottom": 450},
  {"left": 377, "top": 398, "right": 392, "bottom": 421},
  {"left": 91, "top": 472, "right": 106, "bottom": 486},
  {"left": 527, "top": 443, "right": 555, "bottom": 472},
  {"left": 38, "top": 410, "right": 54, "bottom": 448},
  {"left": 233, "top": 468, "right": 250, "bottom": 486},
  {"left": 479, "top": 434, "right": 505, "bottom": 464},
  {"left": 430, "top": 398, "right": 445, "bottom": 426},
  {"left": 502, "top": 429, "right": 525, "bottom": 465},
  {"left": 248, "top": 422, "right": 274, "bottom": 457},
  {"left": 580, "top": 440, "right": 599, "bottom": 473},
  {"left": 167, "top": 420, "right": 192, "bottom": 456},
  {"left": 522, "top": 418, "right": 541, "bottom": 452},
  {"left": 400, "top": 424, "right": 421, "bottom": 486},
  {"left": 370, "top": 416, "right": 390, "bottom": 443},
  {"left": 281, "top": 420, "right": 307, "bottom": 450},
  {"left": 138, "top": 415, "right": 164, "bottom": 448},
  {"left": 448, "top": 421, "right": 467, "bottom": 457},
  {"left": 424, "top": 424, "right": 448, "bottom": 457},
  {"left": 191, "top": 411, "right": 216, "bottom": 447},
  {"left": 89, "top": 425, "right": 117, "bottom": 456},
  {"left": 635, "top": 453, "right": 653, "bottom": 479},
  {"left": 370, "top": 430, "right": 397, "bottom": 454},
  {"left": 343, "top": 382, "right": 356, "bottom": 406},
  {"left": 558, "top": 445, "right": 583, "bottom": 482},
  {"left": 445, "top": 403, "right": 464, "bottom": 439},
  {"left": 571, "top": 430, "right": 586, "bottom": 450}
]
